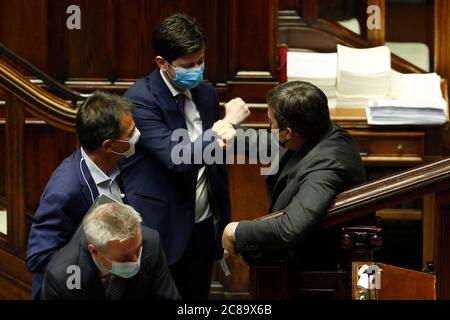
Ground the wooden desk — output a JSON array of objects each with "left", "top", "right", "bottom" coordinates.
[{"left": 352, "top": 262, "right": 436, "bottom": 300}]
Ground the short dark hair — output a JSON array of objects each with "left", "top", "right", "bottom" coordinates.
[
  {"left": 153, "top": 13, "right": 207, "bottom": 64},
  {"left": 76, "top": 91, "right": 134, "bottom": 150},
  {"left": 267, "top": 81, "right": 330, "bottom": 140}
]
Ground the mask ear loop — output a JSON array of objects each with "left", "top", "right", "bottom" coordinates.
[{"left": 80, "top": 157, "right": 95, "bottom": 204}]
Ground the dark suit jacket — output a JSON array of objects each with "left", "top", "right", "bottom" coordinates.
[
  {"left": 120, "top": 69, "right": 231, "bottom": 264},
  {"left": 41, "top": 226, "right": 180, "bottom": 300},
  {"left": 235, "top": 121, "right": 366, "bottom": 253},
  {"left": 26, "top": 149, "right": 99, "bottom": 299}
]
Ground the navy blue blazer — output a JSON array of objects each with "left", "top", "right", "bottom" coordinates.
[
  {"left": 121, "top": 69, "right": 231, "bottom": 265},
  {"left": 26, "top": 149, "right": 99, "bottom": 299}
]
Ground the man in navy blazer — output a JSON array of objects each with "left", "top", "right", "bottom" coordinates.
[
  {"left": 27, "top": 92, "right": 140, "bottom": 299},
  {"left": 120, "top": 14, "right": 248, "bottom": 300}
]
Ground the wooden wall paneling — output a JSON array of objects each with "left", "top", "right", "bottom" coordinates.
[
  {"left": 0, "top": 0, "right": 48, "bottom": 74},
  {"left": 226, "top": 0, "right": 279, "bottom": 102},
  {"left": 113, "top": 1, "right": 222, "bottom": 85},
  {"left": 0, "top": 249, "right": 31, "bottom": 299},
  {"left": 423, "top": 193, "right": 436, "bottom": 269},
  {"left": 279, "top": 0, "right": 300, "bottom": 11},
  {"left": 24, "top": 123, "right": 77, "bottom": 215},
  {"left": 427, "top": 0, "right": 435, "bottom": 69},
  {"left": 301, "top": 0, "right": 319, "bottom": 23},
  {"left": 213, "top": 0, "right": 229, "bottom": 100},
  {"left": 47, "top": 0, "right": 67, "bottom": 83},
  {"left": 228, "top": 0, "right": 278, "bottom": 80},
  {"left": 386, "top": 0, "right": 435, "bottom": 66},
  {"left": 435, "top": 0, "right": 450, "bottom": 95},
  {"left": 434, "top": 191, "right": 450, "bottom": 300},
  {"left": 435, "top": 0, "right": 450, "bottom": 158},
  {"left": 5, "top": 95, "right": 26, "bottom": 256},
  {"left": 199, "top": 0, "right": 222, "bottom": 86},
  {"left": 56, "top": 0, "right": 114, "bottom": 83},
  {"left": 317, "top": 0, "right": 365, "bottom": 22},
  {"left": 113, "top": 0, "right": 153, "bottom": 82},
  {"left": 0, "top": 99, "right": 5, "bottom": 199}
]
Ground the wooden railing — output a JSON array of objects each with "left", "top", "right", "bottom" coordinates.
[
  {"left": 0, "top": 42, "right": 87, "bottom": 108},
  {"left": 244, "top": 158, "right": 450, "bottom": 299},
  {"left": 0, "top": 58, "right": 80, "bottom": 299},
  {"left": 0, "top": 59, "right": 77, "bottom": 131}
]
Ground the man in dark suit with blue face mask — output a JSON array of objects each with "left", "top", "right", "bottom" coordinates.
[
  {"left": 26, "top": 92, "right": 140, "bottom": 299},
  {"left": 120, "top": 13, "right": 248, "bottom": 300}
]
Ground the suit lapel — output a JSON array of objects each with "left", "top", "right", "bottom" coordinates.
[{"left": 151, "top": 70, "right": 187, "bottom": 130}]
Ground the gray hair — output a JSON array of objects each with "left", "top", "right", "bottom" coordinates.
[{"left": 83, "top": 202, "right": 143, "bottom": 250}]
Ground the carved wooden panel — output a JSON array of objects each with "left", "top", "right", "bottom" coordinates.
[
  {"left": 434, "top": 197, "right": 450, "bottom": 300},
  {"left": 435, "top": 0, "right": 450, "bottom": 96},
  {"left": 0, "top": 0, "right": 49, "bottom": 73}
]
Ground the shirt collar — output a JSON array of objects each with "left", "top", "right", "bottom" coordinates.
[
  {"left": 159, "top": 69, "right": 192, "bottom": 100},
  {"left": 81, "top": 147, "right": 120, "bottom": 186}
]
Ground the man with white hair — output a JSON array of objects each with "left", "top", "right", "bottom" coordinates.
[{"left": 41, "top": 202, "right": 180, "bottom": 300}]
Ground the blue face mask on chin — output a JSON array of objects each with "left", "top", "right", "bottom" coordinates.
[{"left": 169, "top": 63, "right": 205, "bottom": 90}]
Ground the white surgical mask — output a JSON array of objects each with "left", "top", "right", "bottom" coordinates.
[
  {"left": 111, "top": 127, "right": 141, "bottom": 158},
  {"left": 101, "top": 246, "right": 142, "bottom": 279}
]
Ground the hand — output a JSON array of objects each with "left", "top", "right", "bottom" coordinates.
[
  {"left": 223, "top": 98, "right": 250, "bottom": 126},
  {"left": 212, "top": 120, "right": 237, "bottom": 149},
  {"left": 222, "top": 222, "right": 239, "bottom": 256}
]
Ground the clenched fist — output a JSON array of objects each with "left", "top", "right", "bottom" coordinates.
[{"left": 223, "top": 98, "right": 250, "bottom": 126}]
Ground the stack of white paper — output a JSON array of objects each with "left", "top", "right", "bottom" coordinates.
[
  {"left": 390, "top": 70, "right": 442, "bottom": 100},
  {"left": 367, "top": 71, "right": 447, "bottom": 125},
  {"left": 287, "top": 51, "right": 337, "bottom": 106},
  {"left": 337, "top": 45, "right": 391, "bottom": 108},
  {"left": 285, "top": 44, "right": 448, "bottom": 122}
]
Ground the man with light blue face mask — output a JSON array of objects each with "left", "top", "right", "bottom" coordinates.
[
  {"left": 120, "top": 13, "right": 250, "bottom": 300},
  {"left": 41, "top": 202, "right": 180, "bottom": 300}
]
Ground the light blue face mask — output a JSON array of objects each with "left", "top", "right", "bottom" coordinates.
[
  {"left": 168, "top": 63, "right": 205, "bottom": 90},
  {"left": 102, "top": 246, "right": 142, "bottom": 279}
]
